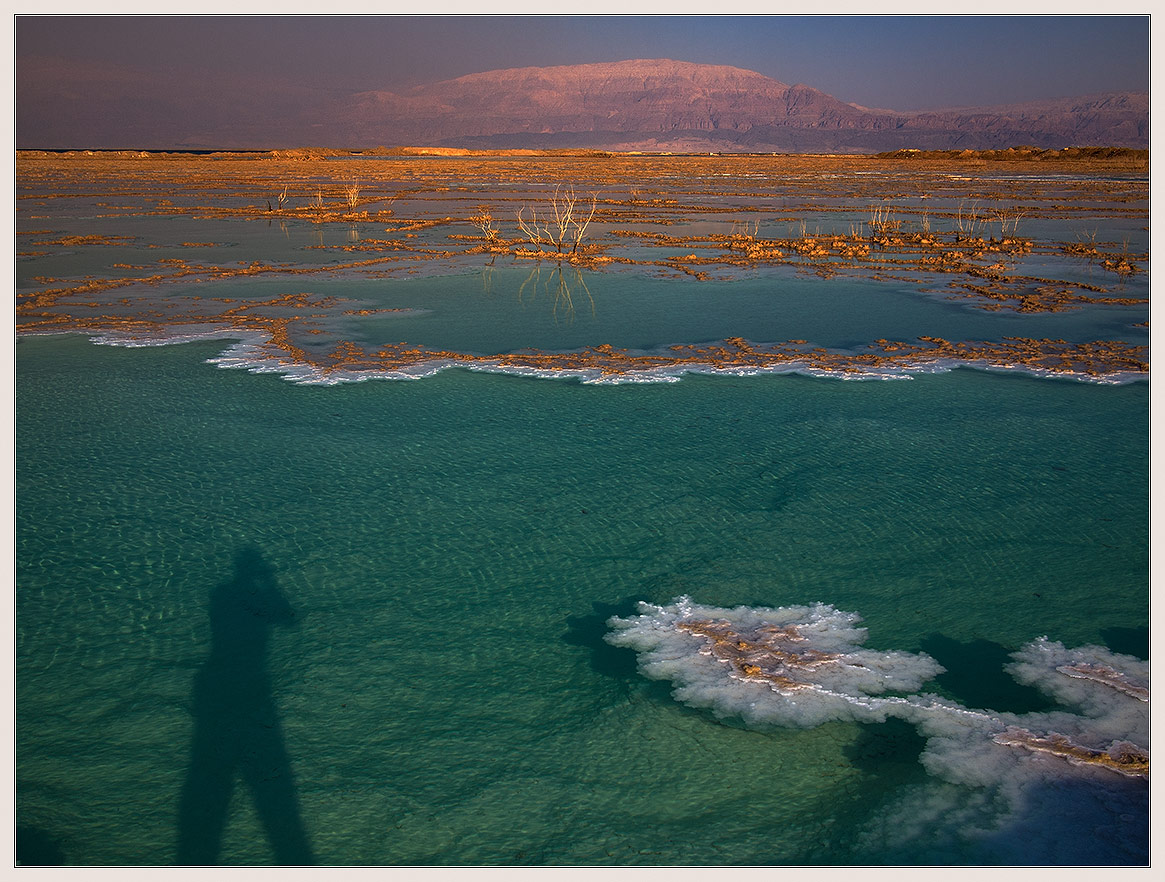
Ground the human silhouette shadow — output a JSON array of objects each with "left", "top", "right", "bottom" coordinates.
[{"left": 176, "top": 547, "right": 315, "bottom": 865}]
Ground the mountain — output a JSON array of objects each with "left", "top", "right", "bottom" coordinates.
[{"left": 333, "top": 59, "right": 1147, "bottom": 152}]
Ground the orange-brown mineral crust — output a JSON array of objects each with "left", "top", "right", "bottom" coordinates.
[
  {"left": 676, "top": 619, "right": 842, "bottom": 692},
  {"left": 17, "top": 150, "right": 1149, "bottom": 312},
  {"left": 992, "top": 727, "right": 1149, "bottom": 778},
  {"left": 16, "top": 151, "right": 1148, "bottom": 380},
  {"left": 1054, "top": 662, "right": 1149, "bottom": 701},
  {"left": 302, "top": 336, "right": 1145, "bottom": 380}
]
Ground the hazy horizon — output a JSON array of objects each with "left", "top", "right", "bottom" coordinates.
[{"left": 16, "top": 15, "right": 1151, "bottom": 149}]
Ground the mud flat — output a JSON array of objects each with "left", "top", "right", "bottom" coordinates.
[{"left": 16, "top": 150, "right": 1148, "bottom": 382}]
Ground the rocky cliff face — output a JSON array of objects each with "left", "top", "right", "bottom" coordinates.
[{"left": 331, "top": 59, "right": 1146, "bottom": 152}]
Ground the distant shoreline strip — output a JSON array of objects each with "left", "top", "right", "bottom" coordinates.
[{"left": 22, "top": 326, "right": 1146, "bottom": 387}]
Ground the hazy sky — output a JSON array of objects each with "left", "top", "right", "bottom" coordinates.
[{"left": 16, "top": 14, "right": 1151, "bottom": 148}]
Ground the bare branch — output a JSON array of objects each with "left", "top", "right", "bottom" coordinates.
[{"left": 344, "top": 180, "right": 360, "bottom": 210}]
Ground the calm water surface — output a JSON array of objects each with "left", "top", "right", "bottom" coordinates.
[{"left": 16, "top": 160, "right": 1149, "bottom": 865}]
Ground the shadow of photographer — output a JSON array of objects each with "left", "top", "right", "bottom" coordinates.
[{"left": 176, "top": 546, "right": 315, "bottom": 865}]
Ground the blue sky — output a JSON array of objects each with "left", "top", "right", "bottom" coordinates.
[{"left": 15, "top": 15, "right": 1151, "bottom": 147}]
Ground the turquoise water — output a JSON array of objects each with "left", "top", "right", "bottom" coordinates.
[
  {"left": 17, "top": 336, "right": 1147, "bottom": 865},
  {"left": 16, "top": 160, "right": 1149, "bottom": 865}
]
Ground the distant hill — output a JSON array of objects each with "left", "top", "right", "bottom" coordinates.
[{"left": 335, "top": 59, "right": 1148, "bottom": 152}]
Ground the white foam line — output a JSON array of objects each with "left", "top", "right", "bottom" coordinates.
[{"left": 22, "top": 327, "right": 1147, "bottom": 387}]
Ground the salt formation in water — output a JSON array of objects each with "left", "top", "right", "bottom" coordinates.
[
  {"left": 607, "top": 597, "right": 1149, "bottom": 862},
  {"left": 605, "top": 597, "right": 944, "bottom": 728},
  {"left": 995, "top": 636, "right": 1149, "bottom": 777},
  {"left": 606, "top": 598, "right": 1148, "bottom": 780}
]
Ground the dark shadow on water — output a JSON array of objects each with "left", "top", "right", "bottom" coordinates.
[
  {"left": 176, "top": 546, "right": 315, "bottom": 865},
  {"left": 843, "top": 716, "right": 928, "bottom": 774},
  {"left": 974, "top": 771, "right": 1149, "bottom": 865},
  {"left": 1100, "top": 625, "right": 1149, "bottom": 660},
  {"left": 15, "top": 826, "right": 65, "bottom": 865},
  {"left": 562, "top": 595, "right": 697, "bottom": 710},
  {"left": 797, "top": 717, "right": 932, "bottom": 865},
  {"left": 561, "top": 596, "right": 651, "bottom": 680},
  {"left": 919, "top": 633, "right": 1058, "bottom": 714}
]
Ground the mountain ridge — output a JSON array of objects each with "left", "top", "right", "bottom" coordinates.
[{"left": 335, "top": 58, "right": 1147, "bottom": 153}]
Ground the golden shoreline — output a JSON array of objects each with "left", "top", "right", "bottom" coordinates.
[{"left": 16, "top": 151, "right": 1149, "bottom": 382}]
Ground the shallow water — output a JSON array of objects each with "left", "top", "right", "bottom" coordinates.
[
  {"left": 17, "top": 335, "right": 1148, "bottom": 865},
  {"left": 16, "top": 157, "right": 1149, "bottom": 865}
]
